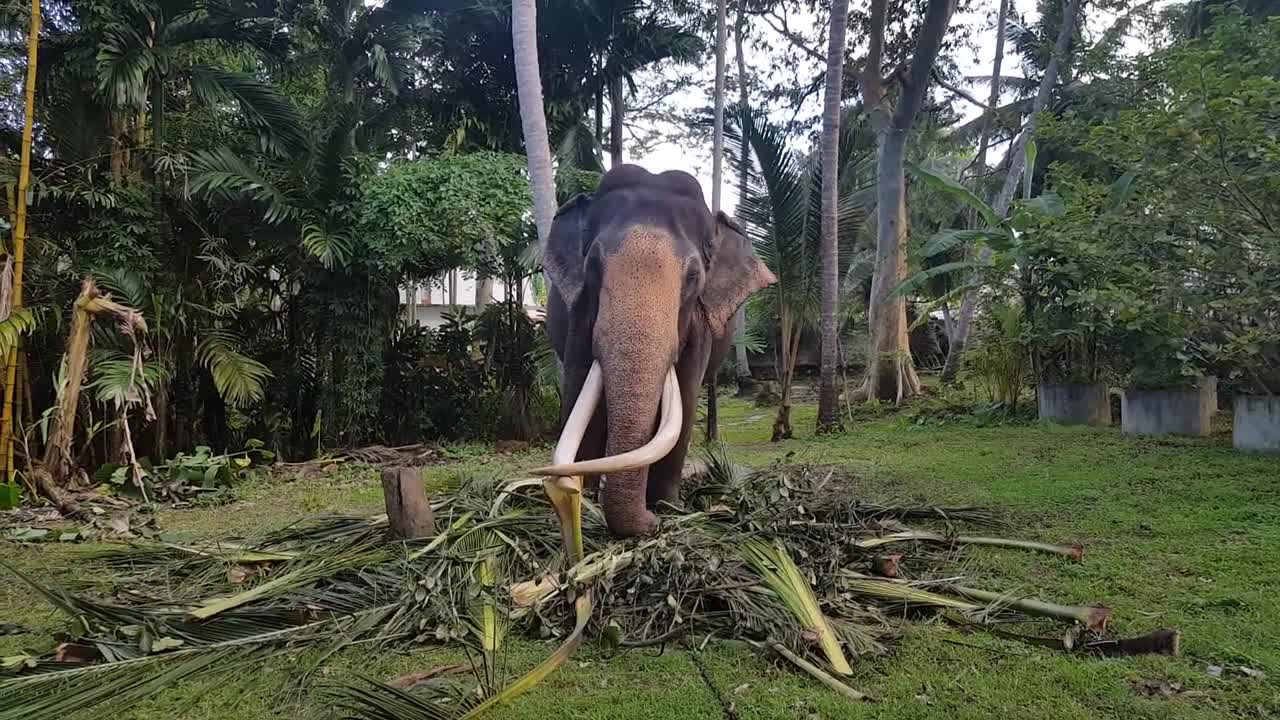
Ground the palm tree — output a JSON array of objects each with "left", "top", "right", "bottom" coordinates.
[
  {"left": 705, "top": 0, "right": 728, "bottom": 442},
  {"left": 816, "top": 0, "right": 851, "bottom": 433},
  {"left": 729, "top": 108, "right": 873, "bottom": 441},
  {"left": 86, "top": 0, "right": 304, "bottom": 177},
  {"left": 731, "top": 1, "right": 755, "bottom": 394},
  {"left": 937, "top": 0, "right": 1009, "bottom": 383},
  {"left": 512, "top": 0, "right": 559, "bottom": 244},
  {"left": 585, "top": 0, "right": 702, "bottom": 166}
]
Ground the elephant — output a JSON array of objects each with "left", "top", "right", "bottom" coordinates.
[{"left": 535, "top": 164, "right": 776, "bottom": 537}]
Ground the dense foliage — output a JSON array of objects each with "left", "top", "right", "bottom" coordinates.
[{"left": 1, "top": 0, "right": 1277, "bottom": 498}]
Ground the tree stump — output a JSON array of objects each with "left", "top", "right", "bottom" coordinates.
[{"left": 381, "top": 467, "right": 435, "bottom": 539}]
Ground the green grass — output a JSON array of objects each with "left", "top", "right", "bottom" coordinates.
[{"left": 3, "top": 393, "right": 1279, "bottom": 719}]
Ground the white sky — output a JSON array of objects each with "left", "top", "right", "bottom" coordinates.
[{"left": 630, "top": 0, "right": 1164, "bottom": 215}]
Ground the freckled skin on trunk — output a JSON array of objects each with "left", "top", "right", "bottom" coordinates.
[{"left": 594, "top": 227, "right": 682, "bottom": 535}]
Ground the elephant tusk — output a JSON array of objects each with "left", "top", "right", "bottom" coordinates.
[
  {"left": 548, "top": 360, "right": 605, "bottom": 489},
  {"left": 532, "top": 366, "right": 681, "bottom": 478}
]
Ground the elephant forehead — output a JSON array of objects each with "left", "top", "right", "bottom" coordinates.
[{"left": 598, "top": 227, "right": 682, "bottom": 311}]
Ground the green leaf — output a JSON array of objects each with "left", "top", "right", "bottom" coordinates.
[
  {"left": 893, "top": 261, "right": 976, "bottom": 298},
  {"left": 918, "top": 229, "right": 1006, "bottom": 260},
  {"left": 0, "top": 482, "right": 20, "bottom": 510},
  {"left": 1108, "top": 169, "right": 1138, "bottom": 210},
  {"left": 908, "top": 164, "right": 1000, "bottom": 226},
  {"left": 1021, "top": 192, "right": 1065, "bottom": 217},
  {"left": 195, "top": 331, "right": 273, "bottom": 408},
  {"left": 301, "top": 223, "right": 353, "bottom": 270}
]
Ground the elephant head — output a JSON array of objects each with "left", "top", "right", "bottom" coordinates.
[{"left": 535, "top": 165, "right": 775, "bottom": 536}]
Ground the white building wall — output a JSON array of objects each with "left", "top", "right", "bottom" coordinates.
[{"left": 399, "top": 269, "right": 542, "bottom": 328}]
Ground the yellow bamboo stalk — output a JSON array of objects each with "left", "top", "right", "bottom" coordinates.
[{"left": 1, "top": 0, "right": 40, "bottom": 484}]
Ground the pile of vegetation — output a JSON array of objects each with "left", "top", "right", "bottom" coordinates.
[{"left": 0, "top": 456, "right": 1179, "bottom": 720}]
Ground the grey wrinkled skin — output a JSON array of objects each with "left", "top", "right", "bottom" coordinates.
[{"left": 543, "top": 164, "right": 775, "bottom": 537}]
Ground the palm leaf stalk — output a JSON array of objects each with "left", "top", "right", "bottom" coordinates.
[
  {"left": 856, "top": 530, "right": 1084, "bottom": 561},
  {"left": 948, "top": 585, "right": 1111, "bottom": 632}
]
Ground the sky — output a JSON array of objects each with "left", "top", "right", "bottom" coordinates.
[{"left": 628, "top": 0, "right": 1161, "bottom": 215}]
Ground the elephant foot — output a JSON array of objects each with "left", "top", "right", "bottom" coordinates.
[{"left": 605, "top": 506, "right": 658, "bottom": 537}]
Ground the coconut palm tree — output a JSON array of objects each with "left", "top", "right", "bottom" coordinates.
[
  {"left": 816, "top": 0, "right": 852, "bottom": 433},
  {"left": 729, "top": 108, "right": 874, "bottom": 440},
  {"left": 941, "top": 0, "right": 1085, "bottom": 383},
  {"left": 705, "top": 0, "right": 727, "bottom": 441},
  {"left": 512, "top": 0, "right": 558, "bottom": 244}
]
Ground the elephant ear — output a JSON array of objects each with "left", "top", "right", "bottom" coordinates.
[
  {"left": 542, "top": 193, "right": 592, "bottom": 307},
  {"left": 701, "top": 211, "right": 777, "bottom": 337}
]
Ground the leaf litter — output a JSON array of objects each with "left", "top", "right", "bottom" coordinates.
[{"left": 0, "top": 453, "right": 1181, "bottom": 719}]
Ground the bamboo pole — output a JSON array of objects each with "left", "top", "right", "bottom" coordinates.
[{"left": 1, "top": 0, "right": 40, "bottom": 484}]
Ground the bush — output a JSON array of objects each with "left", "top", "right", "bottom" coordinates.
[
  {"left": 382, "top": 302, "right": 558, "bottom": 444},
  {"left": 965, "top": 302, "right": 1030, "bottom": 411}
]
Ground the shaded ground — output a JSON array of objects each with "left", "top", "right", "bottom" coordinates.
[{"left": 3, "top": 394, "right": 1278, "bottom": 719}]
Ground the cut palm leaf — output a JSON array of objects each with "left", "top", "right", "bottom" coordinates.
[{"left": 741, "top": 539, "right": 854, "bottom": 676}]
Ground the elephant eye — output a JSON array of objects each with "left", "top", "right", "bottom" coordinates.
[{"left": 683, "top": 260, "right": 704, "bottom": 294}]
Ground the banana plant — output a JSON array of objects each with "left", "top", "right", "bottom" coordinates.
[{"left": 894, "top": 140, "right": 1074, "bottom": 301}]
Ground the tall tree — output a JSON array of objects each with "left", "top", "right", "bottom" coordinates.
[
  {"left": 731, "top": 1, "right": 754, "bottom": 394},
  {"left": 815, "top": 0, "right": 851, "bottom": 432},
  {"left": 512, "top": 0, "right": 558, "bottom": 245},
  {"left": 942, "top": 0, "right": 1085, "bottom": 382},
  {"left": 706, "top": 0, "right": 729, "bottom": 441},
  {"left": 856, "top": 0, "right": 958, "bottom": 403},
  {"left": 938, "top": 0, "right": 1009, "bottom": 383}
]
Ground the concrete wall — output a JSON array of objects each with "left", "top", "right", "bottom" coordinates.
[
  {"left": 1120, "top": 377, "right": 1217, "bottom": 437},
  {"left": 1038, "top": 383, "right": 1111, "bottom": 426},
  {"left": 1234, "top": 395, "right": 1280, "bottom": 453}
]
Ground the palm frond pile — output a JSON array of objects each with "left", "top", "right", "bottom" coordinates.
[{"left": 0, "top": 457, "right": 1176, "bottom": 720}]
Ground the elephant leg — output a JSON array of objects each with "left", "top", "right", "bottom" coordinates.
[{"left": 646, "top": 333, "right": 712, "bottom": 507}]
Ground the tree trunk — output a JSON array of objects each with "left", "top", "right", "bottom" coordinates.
[
  {"left": 816, "top": 0, "right": 851, "bottom": 433},
  {"left": 706, "top": 0, "right": 727, "bottom": 443},
  {"left": 732, "top": 6, "right": 754, "bottom": 393},
  {"left": 381, "top": 467, "right": 435, "bottom": 539},
  {"left": 609, "top": 75, "right": 625, "bottom": 167},
  {"left": 595, "top": 55, "right": 605, "bottom": 143},
  {"left": 476, "top": 275, "right": 495, "bottom": 308},
  {"left": 942, "top": 0, "right": 1083, "bottom": 382},
  {"left": 512, "top": 0, "right": 558, "bottom": 246},
  {"left": 857, "top": 0, "right": 955, "bottom": 404},
  {"left": 863, "top": 131, "right": 923, "bottom": 402},
  {"left": 154, "top": 383, "right": 168, "bottom": 459}
]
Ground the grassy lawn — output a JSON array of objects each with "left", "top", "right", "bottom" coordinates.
[{"left": 3, "top": 393, "right": 1278, "bottom": 719}]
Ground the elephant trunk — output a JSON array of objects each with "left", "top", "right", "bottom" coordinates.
[
  {"left": 599, "top": 346, "right": 670, "bottom": 536},
  {"left": 535, "top": 362, "right": 681, "bottom": 480}
]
